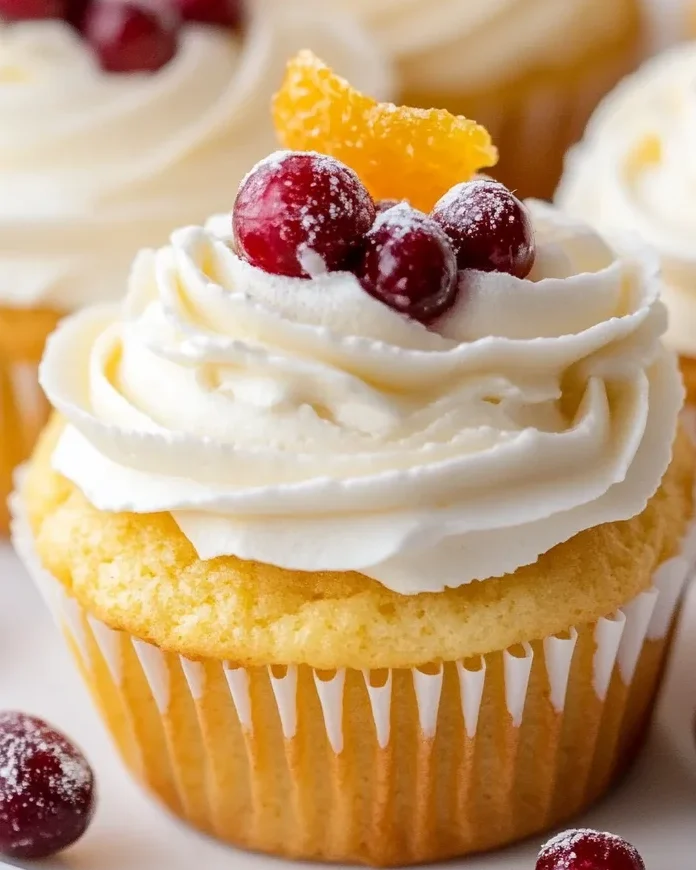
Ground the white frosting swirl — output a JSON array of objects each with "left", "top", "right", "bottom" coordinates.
[
  {"left": 39, "top": 201, "right": 682, "bottom": 594},
  {"left": 331, "top": 0, "right": 631, "bottom": 93},
  {"left": 0, "top": 5, "right": 392, "bottom": 311},
  {"left": 557, "top": 43, "right": 696, "bottom": 358}
]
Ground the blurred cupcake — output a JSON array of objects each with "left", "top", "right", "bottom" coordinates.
[
  {"left": 11, "top": 58, "right": 695, "bottom": 865},
  {"left": 0, "top": 2, "right": 391, "bottom": 532},
  {"left": 332, "top": 0, "right": 644, "bottom": 198},
  {"left": 557, "top": 44, "right": 696, "bottom": 418}
]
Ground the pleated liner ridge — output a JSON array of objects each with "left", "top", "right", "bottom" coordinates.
[{"left": 12, "top": 495, "right": 696, "bottom": 867}]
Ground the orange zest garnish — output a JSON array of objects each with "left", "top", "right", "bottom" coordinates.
[{"left": 272, "top": 51, "right": 498, "bottom": 213}]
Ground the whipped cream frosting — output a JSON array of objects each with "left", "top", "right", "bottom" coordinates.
[
  {"left": 557, "top": 43, "right": 696, "bottom": 358},
  {"left": 40, "top": 201, "right": 682, "bottom": 594},
  {"left": 0, "top": 6, "right": 392, "bottom": 311},
  {"left": 332, "top": 0, "right": 630, "bottom": 93}
]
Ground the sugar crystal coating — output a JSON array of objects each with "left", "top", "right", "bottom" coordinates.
[
  {"left": 233, "top": 150, "right": 375, "bottom": 278},
  {"left": 0, "top": 711, "right": 95, "bottom": 859},
  {"left": 354, "top": 203, "right": 458, "bottom": 324},
  {"left": 431, "top": 178, "right": 535, "bottom": 278},
  {"left": 537, "top": 828, "right": 645, "bottom": 870}
]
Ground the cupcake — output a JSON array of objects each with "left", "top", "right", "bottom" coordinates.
[
  {"left": 557, "top": 44, "right": 696, "bottom": 419},
  {"left": 12, "top": 56, "right": 695, "bottom": 867},
  {"left": 332, "top": 0, "right": 645, "bottom": 199},
  {"left": 0, "top": 3, "right": 392, "bottom": 533}
]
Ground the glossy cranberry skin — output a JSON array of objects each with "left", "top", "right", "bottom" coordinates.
[
  {"left": 431, "top": 178, "right": 535, "bottom": 278},
  {"left": 0, "top": 712, "right": 95, "bottom": 860},
  {"left": 0, "top": 0, "right": 68, "bottom": 19},
  {"left": 172, "top": 0, "right": 243, "bottom": 28},
  {"left": 537, "top": 829, "right": 645, "bottom": 870},
  {"left": 234, "top": 151, "right": 375, "bottom": 278},
  {"left": 353, "top": 203, "right": 458, "bottom": 324},
  {"left": 84, "top": 0, "right": 178, "bottom": 74}
]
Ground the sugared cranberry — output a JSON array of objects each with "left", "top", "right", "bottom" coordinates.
[
  {"left": 234, "top": 151, "right": 375, "bottom": 278},
  {"left": 353, "top": 203, "right": 458, "bottom": 324},
  {"left": 0, "top": 712, "right": 95, "bottom": 860},
  {"left": 431, "top": 179, "right": 535, "bottom": 278},
  {"left": 84, "top": 0, "right": 178, "bottom": 74},
  {"left": 172, "top": 0, "right": 243, "bottom": 28},
  {"left": 537, "top": 829, "right": 645, "bottom": 870},
  {"left": 0, "top": 0, "right": 68, "bottom": 19}
]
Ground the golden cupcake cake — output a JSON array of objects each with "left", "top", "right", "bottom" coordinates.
[
  {"left": 12, "top": 55, "right": 695, "bottom": 867},
  {"left": 333, "top": 0, "right": 645, "bottom": 198},
  {"left": 0, "top": 4, "right": 391, "bottom": 533},
  {"left": 557, "top": 43, "right": 696, "bottom": 417}
]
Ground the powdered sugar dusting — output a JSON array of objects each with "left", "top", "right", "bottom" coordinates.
[
  {"left": 0, "top": 711, "right": 95, "bottom": 858},
  {"left": 538, "top": 828, "right": 645, "bottom": 870},
  {"left": 357, "top": 202, "right": 458, "bottom": 322},
  {"left": 234, "top": 150, "right": 375, "bottom": 278},
  {"left": 431, "top": 177, "right": 536, "bottom": 278}
]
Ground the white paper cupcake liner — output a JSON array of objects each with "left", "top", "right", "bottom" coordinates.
[{"left": 10, "top": 488, "right": 696, "bottom": 865}]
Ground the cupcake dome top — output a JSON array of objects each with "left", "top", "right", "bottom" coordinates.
[{"left": 557, "top": 42, "right": 696, "bottom": 358}]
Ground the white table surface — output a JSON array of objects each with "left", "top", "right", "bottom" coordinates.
[{"left": 0, "top": 541, "right": 694, "bottom": 870}]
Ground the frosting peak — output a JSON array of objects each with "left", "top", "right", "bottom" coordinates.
[{"left": 40, "top": 202, "right": 682, "bottom": 594}]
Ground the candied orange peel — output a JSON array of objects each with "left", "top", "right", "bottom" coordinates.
[{"left": 272, "top": 51, "right": 498, "bottom": 213}]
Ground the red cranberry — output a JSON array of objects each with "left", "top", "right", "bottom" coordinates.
[
  {"left": 431, "top": 179, "right": 535, "bottom": 278},
  {"left": 353, "top": 204, "right": 458, "bottom": 324},
  {"left": 0, "top": 0, "right": 68, "bottom": 19},
  {"left": 84, "top": 0, "right": 178, "bottom": 74},
  {"left": 172, "top": 0, "right": 243, "bottom": 28},
  {"left": 67, "top": 0, "right": 89, "bottom": 28},
  {"left": 234, "top": 152, "right": 375, "bottom": 278},
  {"left": 0, "top": 712, "right": 95, "bottom": 860},
  {"left": 537, "top": 829, "right": 645, "bottom": 870}
]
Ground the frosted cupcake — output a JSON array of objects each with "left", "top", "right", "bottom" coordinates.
[
  {"left": 0, "top": 2, "right": 391, "bottom": 532},
  {"left": 332, "top": 0, "right": 644, "bottom": 198},
  {"left": 12, "top": 58, "right": 695, "bottom": 866},
  {"left": 557, "top": 43, "right": 696, "bottom": 417}
]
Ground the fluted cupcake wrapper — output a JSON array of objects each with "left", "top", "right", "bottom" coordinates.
[
  {"left": 11, "top": 490, "right": 696, "bottom": 867},
  {"left": 0, "top": 362, "right": 50, "bottom": 534}
]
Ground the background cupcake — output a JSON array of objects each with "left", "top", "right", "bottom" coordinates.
[
  {"left": 331, "top": 0, "right": 645, "bottom": 199},
  {"left": 557, "top": 43, "right": 696, "bottom": 416},
  {"left": 0, "top": 2, "right": 392, "bottom": 532},
  {"left": 12, "top": 55, "right": 695, "bottom": 861}
]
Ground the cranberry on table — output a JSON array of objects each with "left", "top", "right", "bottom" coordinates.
[
  {"left": 233, "top": 151, "right": 375, "bottom": 278},
  {"left": 537, "top": 829, "right": 645, "bottom": 870},
  {"left": 172, "top": 0, "right": 243, "bottom": 28},
  {"left": 353, "top": 203, "right": 458, "bottom": 325},
  {"left": 431, "top": 178, "right": 535, "bottom": 278},
  {"left": 84, "top": 0, "right": 178, "bottom": 74},
  {"left": 0, "top": 711, "right": 95, "bottom": 860},
  {"left": 0, "top": 0, "right": 68, "bottom": 20}
]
